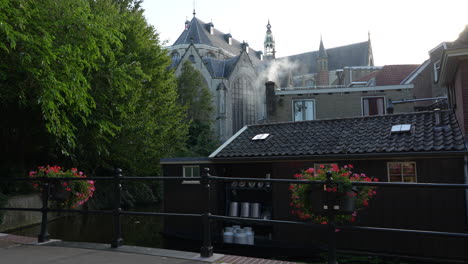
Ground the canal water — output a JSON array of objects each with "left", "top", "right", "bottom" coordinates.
[{"left": 12, "top": 206, "right": 164, "bottom": 248}]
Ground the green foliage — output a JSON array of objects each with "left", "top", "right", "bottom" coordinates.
[
  {"left": 176, "top": 61, "right": 218, "bottom": 156},
  {"left": 0, "top": 0, "right": 189, "bottom": 181}
]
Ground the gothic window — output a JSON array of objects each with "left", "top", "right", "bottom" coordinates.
[
  {"left": 171, "top": 51, "right": 180, "bottom": 60},
  {"left": 232, "top": 77, "right": 256, "bottom": 133},
  {"left": 293, "top": 99, "right": 315, "bottom": 121},
  {"left": 189, "top": 54, "right": 195, "bottom": 63}
]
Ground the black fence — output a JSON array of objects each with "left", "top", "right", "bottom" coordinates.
[{"left": 1, "top": 168, "right": 468, "bottom": 264}]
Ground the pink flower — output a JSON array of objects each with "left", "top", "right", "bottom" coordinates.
[
  {"left": 305, "top": 168, "right": 315, "bottom": 174},
  {"left": 62, "top": 182, "right": 68, "bottom": 187}
]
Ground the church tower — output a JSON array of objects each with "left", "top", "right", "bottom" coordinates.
[
  {"left": 316, "top": 37, "right": 329, "bottom": 86},
  {"left": 264, "top": 20, "right": 276, "bottom": 60}
]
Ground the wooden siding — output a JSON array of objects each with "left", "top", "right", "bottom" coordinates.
[{"left": 162, "top": 157, "right": 467, "bottom": 261}]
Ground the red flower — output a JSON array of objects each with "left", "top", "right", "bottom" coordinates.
[
  {"left": 362, "top": 199, "right": 369, "bottom": 207},
  {"left": 294, "top": 173, "right": 302, "bottom": 179},
  {"left": 321, "top": 221, "right": 327, "bottom": 225},
  {"left": 373, "top": 178, "right": 379, "bottom": 182}
]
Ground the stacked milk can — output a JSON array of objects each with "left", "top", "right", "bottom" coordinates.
[{"left": 223, "top": 225, "right": 254, "bottom": 245}]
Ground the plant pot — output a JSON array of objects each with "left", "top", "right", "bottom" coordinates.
[
  {"left": 338, "top": 193, "right": 356, "bottom": 214},
  {"left": 308, "top": 184, "right": 326, "bottom": 213},
  {"left": 49, "top": 181, "right": 71, "bottom": 201}
]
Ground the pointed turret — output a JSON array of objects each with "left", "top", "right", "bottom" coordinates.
[
  {"left": 264, "top": 20, "right": 276, "bottom": 60},
  {"left": 316, "top": 36, "right": 329, "bottom": 86},
  {"left": 318, "top": 36, "right": 328, "bottom": 58}
]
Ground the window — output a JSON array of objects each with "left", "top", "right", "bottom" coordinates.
[
  {"left": 232, "top": 77, "right": 256, "bottom": 132},
  {"left": 433, "top": 61, "right": 440, "bottom": 82},
  {"left": 387, "top": 162, "right": 417, "bottom": 182},
  {"left": 183, "top": 165, "right": 200, "bottom": 184},
  {"left": 314, "top": 163, "right": 337, "bottom": 171},
  {"left": 171, "top": 51, "right": 180, "bottom": 60},
  {"left": 305, "top": 79, "right": 315, "bottom": 87},
  {"left": 293, "top": 99, "right": 315, "bottom": 121},
  {"left": 362, "top": 97, "right": 385, "bottom": 116},
  {"left": 189, "top": 54, "right": 195, "bottom": 63}
]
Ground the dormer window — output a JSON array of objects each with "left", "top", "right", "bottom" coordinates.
[
  {"left": 207, "top": 22, "right": 214, "bottom": 35},
  {"left": 225, "top": 34, "right": 232, "bottom": 45},
  {"left": 242, "top": 42, "right": 249, "bottom": 54},
  {"left": 258, "top": 51, "right": 263, "bottom": 61}
]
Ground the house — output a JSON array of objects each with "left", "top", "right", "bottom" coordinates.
[
  {"left": 161, "top": 109, "right": 468, "bottom": 261},
  {"left": 265, "top": 64, "right": 419, "bottom": 123}
]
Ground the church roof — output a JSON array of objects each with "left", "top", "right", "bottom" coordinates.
[
  {"left": 172, "top": 17, "right": 262, "bottom": 65},
  {"left": 277, "top": 41, "right": 371, "bottom": 76},
  {"left": 202, "top": 56, "right": 240, "bottom": 78}
]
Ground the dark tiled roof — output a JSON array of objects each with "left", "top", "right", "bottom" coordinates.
[
  {"left": 211, "top": 110, "right": 466, "bottom": 159},
  {"left": 375, "top": 64, "right": 419, "bottom": 86},
  {"left": 277, "top": 41, "right": 371, "bottom": 75},
  {"left": 173, "top": 17, "right": 262, "bottom": 65}
]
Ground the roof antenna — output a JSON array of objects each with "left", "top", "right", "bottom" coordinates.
[{"left": 368, "top": 30, "right": 371, "bottom": 41}]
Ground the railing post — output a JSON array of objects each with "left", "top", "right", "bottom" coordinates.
[
  {"left": 111, "top": 168, "right": 124, "bottom": 248},
  {"left": 326, "top": 171, "right": 338, "bottom": 264},
  {"left": 38, "top": 178, "right": 50, "bottom": 243},
  {"left": 200, "top": 167, "right": 213, "bottom": 258}
]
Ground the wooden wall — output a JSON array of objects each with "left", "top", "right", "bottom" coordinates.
[{"left": 162, "top": 156, "right": 467, "bottom": 261}]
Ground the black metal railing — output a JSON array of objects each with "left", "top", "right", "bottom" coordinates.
[{"left": 1, "top": 168, "right": 468, "bottom": 264}]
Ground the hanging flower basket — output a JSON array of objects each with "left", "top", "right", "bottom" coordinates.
[
  {"left": 290, "top": 164, "right": 378, "bottom": 224},
  {"left": 29, "top": 165, "right": 95, "bottom": 208},
  {"left": 49, "top": 180, "right": 72, "bottom": 201}
]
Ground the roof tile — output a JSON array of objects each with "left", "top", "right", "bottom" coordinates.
[{"left": 211, "top": 110, "right": 466, "bottom": 159}]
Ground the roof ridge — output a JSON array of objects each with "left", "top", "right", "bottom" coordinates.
[
  {"left": 278, "top": 41, "right": 369, "bottom": 60},
  {"left": 248, "top": 110, "right": 451, "bottom": 128}
]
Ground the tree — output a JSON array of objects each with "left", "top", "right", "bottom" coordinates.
[
  {"left": 176, "top": 61, "right": 218, "bottom": 156},
  {"left": 0, "top": 0, "right": 188, "bottom": 181}
]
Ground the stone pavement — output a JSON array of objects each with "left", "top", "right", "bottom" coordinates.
[{"left": 0, "top": 233, "right": 297, "bottom": 264}]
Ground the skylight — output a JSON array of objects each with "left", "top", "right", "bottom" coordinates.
[
  {"left": 391, "top": 124, "right": 412, "bottom": 133},
  {"left": 252, "top": 133, "right": 270, "bottom": 140}
]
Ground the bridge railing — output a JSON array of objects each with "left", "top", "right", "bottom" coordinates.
[{"left": 1, "top": 168, "right": 468, "bottom": 264}]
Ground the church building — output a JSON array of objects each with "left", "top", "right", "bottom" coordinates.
[{"left": 168, "top": 12, "right": 374, "bottom": 142}]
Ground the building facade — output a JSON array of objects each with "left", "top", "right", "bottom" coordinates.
[{"left": 168, "top": 14, "right": 377, "bottom": 142}]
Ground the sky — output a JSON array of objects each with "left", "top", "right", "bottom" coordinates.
[{"left": 141, "top": 0, "right": 467, "bottom": 66}]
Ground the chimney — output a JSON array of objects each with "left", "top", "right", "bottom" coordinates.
[
  {"left": 265, "top": 81, "right": 277, "bottom": 121},
  {"left": 386, "top": 99, "right": 394, "bottom": 114}
]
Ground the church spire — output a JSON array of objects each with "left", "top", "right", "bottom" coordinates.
[
  {"left": 264, "top": 20, "right": 276, "bottom": 59},
  {"left": 316, "top": 36, "right": 329, "bottom": 86},
  {"left": 318, "top": 35, "right": 327, "bottom": 58}
]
